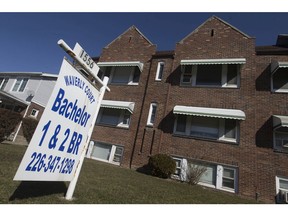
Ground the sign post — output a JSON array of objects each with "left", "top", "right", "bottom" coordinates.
[{"left": 14, "top": 40, "right": 109, "bottom": 200}]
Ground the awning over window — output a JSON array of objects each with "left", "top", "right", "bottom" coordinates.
[
  {"left": 97, "top": 61, "right": 144, "bottom": 72},
  {"left": 273, "top": 115, "right": 288, "bottom": 128},
  {"left": 271, "top": 61, "right": 288, "bottom": 75},
  {"left": 101, "top": 100, "right": 135, "bottom": 114},
  {"left": 180, "top": 58, "right": 246, "bottom": 65},
  {"left": 173, "top": 105, "right": 246, "bottom": 120}
]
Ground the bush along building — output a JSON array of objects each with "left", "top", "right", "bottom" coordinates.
[
  {"left": 0, "top": 72, "right": 57, "bottom": 144},
  {"left": 84, "top": 16, "right": 288, "bottom": 203}
]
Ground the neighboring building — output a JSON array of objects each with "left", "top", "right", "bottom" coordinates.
[
  {"left": 84, "top": 16, "right": 288, "bottom": 203},
  {"left": 0, "top": 72, "right": 57, "bottom": 143}
]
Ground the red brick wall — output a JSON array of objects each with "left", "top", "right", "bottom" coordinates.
[{"left": 90, "top": 18, "right": 288, "bottom": 203}]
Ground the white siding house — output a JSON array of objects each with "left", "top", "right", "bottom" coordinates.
[{"left": 0, "top": 72, "right": 58, "bottom": 143}]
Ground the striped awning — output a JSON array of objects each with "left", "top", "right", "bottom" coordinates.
[
  {"left": 173, "top": 105, "right": 246, "bottom": 120},
  {"left": 271, "top": 61, "right": 288, "bottom": 75},
  {"left": 273, "top": 115, "right": 288, "bottom": 128},
  {"left": 180, "top": 58, "right": 246, "bottom": 65},
  {"left": 97, "top": 61, "right": 144, "bottom": 72},
  {"left": 101, "top": 100, "right": 135, "bottom": 114}
]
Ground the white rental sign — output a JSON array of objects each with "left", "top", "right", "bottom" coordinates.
[{"left": 14, "top": 57, "right": 102, "bottom": 181}]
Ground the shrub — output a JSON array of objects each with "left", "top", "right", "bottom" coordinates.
[
  {"left": 148, "top": 154, "right": 176, "bottom": 179},
  {"left": 0, "top": 108, "right": 22, "bottom": 142},
  {"left": 22, "top": 117, "right": 39, "bottom": 143},
  {"left": 186, "top": 163, "right": 207, "bottom": 185}
]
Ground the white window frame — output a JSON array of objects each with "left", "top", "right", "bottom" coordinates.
[
  {"left": 30, "top": 109, "right": 39, "bottom": 118},
  {"left": 174, "top": 115, "right": 239, "bottom": 143},
  {"left": 276, "top": 176, "right": 288, "bottom": 203},
  {"left": 273, "top": 130, "right": 288, "bottom": 152},
  {"left": 97, "top": 108, "right": 131, "bottom": 128},
  {"left": 271, "top": 70, "right": 288, "bottom": 93},
  {"left": 155, "top": 62, "right": 164, "bottom": 81},
  {"left": 172, "top": 158, "right": 238, "bottom": 193},
  {"left": 0, "top": 77, "right": 8, "bottom": 90},
  {"left": 109, "top": 66, "right": 139, "bottom": 85},
  {"left": 11, "top": 77, "right": 28, "bottom": 92},
  {"left": 193, "top": 163, "right": 237, "bottom": 193},
  {"left": 147, "top": 103, "right": 157, "bottom": 126},
  {"left": 90, "top": 142, "right": 124, "bottom": 165},
  {"left": 181, "top": 64, "right": 240, "bottom": 88}
]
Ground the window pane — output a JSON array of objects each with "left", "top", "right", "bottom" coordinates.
[
  {"left": 191, "top": 116, "right": 219, "bottom": 139},
  {"left": 198, "top": 164, "right": 216, "bottom": 185},
  {"left": 113, "top": 146, "right": 124, "bottom": 163},
  {"left": 196, "top": 65, "right": 222, "bottom": 86},
  {"left": 280, "top": 179, "right": 288, "bottom": 190},
  {"left": 132, "top": 70, "right": 140, "bottom": 83},
  {"left": 227, "top": 64, "right": 238, "bottom": 85},
  {"left": 91, "top": 142, "right": 112, "bottom": 161},
  {"left": 0, "top": 78, "right": 8, "bottom": 90},
  {"left": 122, "top": 111, "right": 130, "bottom": 125},
  {"left": 149, "top": 104, "right": 157, "bottom": 124},
  {"left": 19, "top": 78, "right": 28, "bottom": 92},
  {"left": 112, "top": 67, "right": 132, "bottom": 84},
  {"left": 222, "top": 168, "right": 235, "bottom": 189},
  {"left": 157, "top": 63, "right": 164, "bottom": 80},
  {"left": 176, "top": 115, "right": 187, "bottom": 133},
  {"left": 12, "top": 78, "right": 21, "bottom": 91},
  {"left": 99, "top": 108, "right": 120, "bottom": 126},
  {"left": 273, "top": 69, "right": 288, "bottom": 90},
  {"left": 225, "top": 119, "right": 237, "bottom": 139},
  {"left": 182, "top": 65, "right": 192, "bottom": 83}
]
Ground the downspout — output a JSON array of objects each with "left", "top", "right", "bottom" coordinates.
[
  {"left": 129, "top": 58, "right": 153, "bottom": 168},
  {"left": 158, "top": 54, "right": 175, "bottom": 153}
]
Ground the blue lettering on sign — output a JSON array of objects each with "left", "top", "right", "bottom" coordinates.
[
  {"left": 64, "top": 75, "right": 96, "bottom": 104},
  {"left": 51, "top": 88, "right": 91, "bottom": 128}
]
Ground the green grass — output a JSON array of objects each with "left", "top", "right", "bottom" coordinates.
[{"left": 0, "top": 143, "right": 259, "bottom": 204}]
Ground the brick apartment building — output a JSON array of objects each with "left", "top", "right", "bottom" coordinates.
[{"left": 84, "top": 16, "right": 288, "bottom": 203}]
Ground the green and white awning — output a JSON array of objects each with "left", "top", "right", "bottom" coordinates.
[
  {"left": 97, "top": 61, "right": 144, "bottom": 72},
  {"left": 180, "top": 58, "right": 246, "bottom": 65},
  {"left": 173, "top": 105, "right": 246, "bottom": 120},
  {"left": 101, "top": 100, "right": 135, "bottom": 114}
]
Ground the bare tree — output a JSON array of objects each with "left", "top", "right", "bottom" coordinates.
[{"left": 186, "top": 163, "right": 207, "bottom": 185}]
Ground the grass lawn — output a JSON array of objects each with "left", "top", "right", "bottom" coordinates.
[{"left": 0, "top": 143, "right": 259, "bottom": 204}]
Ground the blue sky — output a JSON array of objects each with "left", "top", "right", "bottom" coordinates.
[{"left": 0, "top": 12, "right": 287, "bottom": 74}]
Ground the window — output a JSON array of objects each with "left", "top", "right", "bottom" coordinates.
[
  {"left": 97, "top": 108, "right": 131, "bottom": 128},
  {"left": 274, "top": 127, "right": 288, "bottom": 153},
  {"left": 172, "top": 158, "right": 238, "bottom": 193},
  {"left": 12, "top": 78, "right": 28, "bottom": 92},
  {"left": 181, "top": 64, "right": 240, "bottom": 88},
  {"left": 90, "top": 141, "right": 124, "bottom": 165},
  {"left": 272, "top": 68, "right": 288, "bottom": 93},
  {"left": 194, "top": 163, "right": 237, "bottom": 192},
  {"left": 155, "top": 62, "right": 164, "bottom": 81},
  {"left": 107, "top": 66, "right": 140, "bottom": 85},
  {"left": 174, "top": 115, "right": 239, "bottom": 143},
  {"left": 147, "top": 103, "right": 157, "bottom": 126},
  {"left": 30, "top": 109, "right": 39, "bottom": 118},
  {"left": 0, "top": 77, "right": 8, "bottom": 90},
  {"left": 276, "top": 176, "right": 288, "bottom": 203}
]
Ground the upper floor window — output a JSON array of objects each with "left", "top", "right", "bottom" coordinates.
[
  {"left": 155, "top": 62, "right": 164, "bottom": 81},
  {"left": 271, "top": 61, "right": 288, "bottom": 93},
  {"left": 273, "top": 115, "right": 288, "bottom": 153},
  {"left": 97, "top": 108, "right": 131, "bottom": 128},
  {"left": 97, "top": 61, "right": 143, "bottom": 86},
  {"left": 147, "top": 103, "right": 157, "bottom": 126},
  {"left": 0, "top": 77, "right": 8, "bottom": 90},
  {"left": 180, "top": 58, "right": 246, "bottom": 88},
  {"left": 12, "top": 78, "right": 28, "bottom": 92},
  {"left": 173, "top": 106, "right": 245, "bottom": 144}
]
